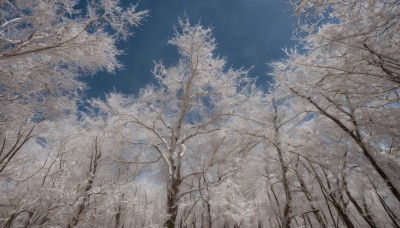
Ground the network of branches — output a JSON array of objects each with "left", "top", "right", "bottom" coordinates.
[{"left": 0, "top": 0, "right": 399, "bottom": 227}]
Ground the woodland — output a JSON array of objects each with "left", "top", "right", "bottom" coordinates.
[{"left": 0, "top": 0, "right": 399, "bottom": 227}]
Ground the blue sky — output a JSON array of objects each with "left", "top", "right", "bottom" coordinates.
[{"left": 82, "top": 0, "right": 297, "bottom": 98}]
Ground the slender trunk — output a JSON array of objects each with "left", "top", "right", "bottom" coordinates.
[
  {"left": 192, "top": 212, "right": 197, "bottom": 227},
  {"left": 303, "top": 161, "right": 338, "bottom": 228},
  {"left": 163, "top": 65, "right": 192, "bottom": 227},
  {"left": 344, "top": 183, "right": 378, "bottom": 228},
  {"left": 68, "top": 134, "right": 101, "bottom": 228},
  {"left": 291, "top": 89, "right": 400, "bottom": 202},
  {"left": 319, "top": 166, "right": 355, "bottom": 228},
  {"left": 115, "top": 204, "right": 122, "bottom": 228},
  {"left": 331, "top": 199, "right": 355, "bottom": 228},
  {"left": 306, "top": 215, "right": 313, "bottom": 228},
  {"left": 371, "top": 184, "right": 400, "bottom": 228},
  {"left": 295, "top": 167, "right": 327, "bottom": 228},
  {"left": 165, "top": 161, "right": 182, "bottom": 228},
  {"left": 272, "top": 98, "right": 292, "bottom": 228},
  {"left": 294, "top": 217, "right": 300, "bottom": 227},
  {"left": 275, "top": 144, "right": 292, "bottom": 228},
  {"left": 363, "top": 196, "right": 378, "bottom": 228},
  {"left": 68, "top": 173, "right": 95, "bottom": 228},
  {"left": 265, "top": 182, "right": 282, "bottom": 228},
  {"left": 206, "top": 199, "right": 212, "bottom": 228},
  {"left": 165, "top": 177, "right": 181, "bottom": 227}
]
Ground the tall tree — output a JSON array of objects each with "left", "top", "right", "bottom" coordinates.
[
  {"left": 91, "top": 19, "right": 253, "bottom": 227},
  {"left": 273, "top": 0, "right": 400, "bottom": 202},
  {"left": 0, "top": 0, "right": 147, "bottom": 173}
]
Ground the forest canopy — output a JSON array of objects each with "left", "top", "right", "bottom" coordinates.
[{"left": 0, "top": 0, "right": 399, "bottom": 227}]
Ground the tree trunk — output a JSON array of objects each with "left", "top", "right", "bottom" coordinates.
[
  {"left": 276, "top": 144, "right": 292, "bottom": 228},
  {"left": 272, "top": 99, "right": 292, "bottom": 228},
  {"left": 344, "top": 183, "right": 378, "bottom": 228},
  {"left": 165, "top": 164, "right": 182, "bottom": 228},
  {"left": 68, "top": 135, "right": 101, "bottom": 228},
  {"left": 295, "top": 167, "right": 327, "bottom": 228},
  {"left": 291, "top": 89, "right": 400, "bottom": 203},
  {"left": 206, "top": 199, "right": 212, "bottom": 228}
]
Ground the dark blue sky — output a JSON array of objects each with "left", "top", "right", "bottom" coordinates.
[{"left": 83, "top": 0, "right": 296, "bottom": 98}]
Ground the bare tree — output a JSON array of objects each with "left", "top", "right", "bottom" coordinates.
[
  {"left": 273, "top": 0, "right": 400, "bottom": 205},
  {"left": 89, "top": 18, "right": 253, "bottom": 227},
  {"left": 0, "top": 0, "right": 147, "bottom": 175}
]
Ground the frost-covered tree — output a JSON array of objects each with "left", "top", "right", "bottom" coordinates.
[
  {"left": 274, "top": 0, "right": 400, "bottom": 203},
  {"left": 2, "top": 0, "right": 400, "bottom": 227},
  {"left": 0, "top": 1, "right": 148, "bottom": 226},
  {"left": 229, "top": 91, "right": 309, "bottom": 228},
  {"left": 0, "top": 0, "right": 147, "bottom": 173},
  {"left": 269, "top": 0, "right": 400, "bottom": 226},
  {"left": 0, "top": 111, "right": 161, "bottom": 227},
  {"left": 89, "top": 19, "right": 254, "bottom": 227}
]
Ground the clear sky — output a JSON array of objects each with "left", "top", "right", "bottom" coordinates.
[{"left": 82, "top": 0, "right": 297, "bottom": 99}]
